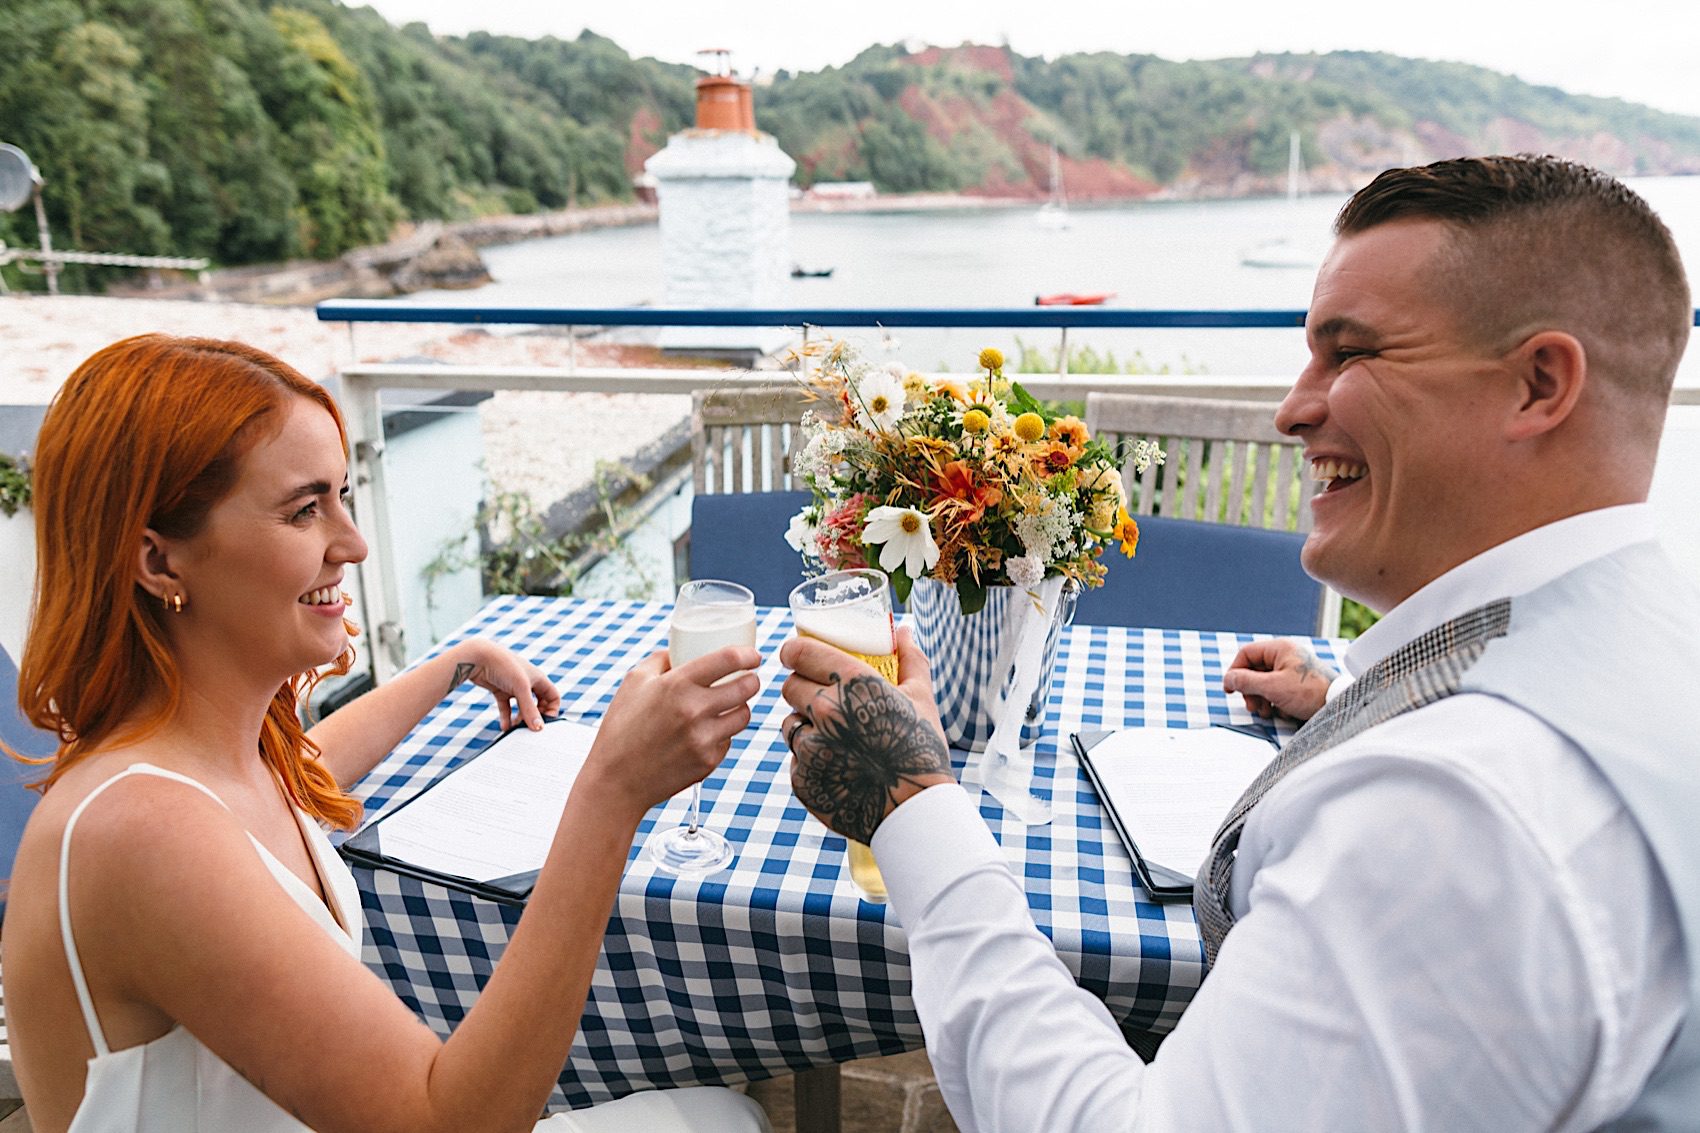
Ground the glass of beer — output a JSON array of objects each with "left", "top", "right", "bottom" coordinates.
[
  {"left": 644, "top": 579, "right": 756, "bottom": 876},
  {"left": 788, "top": 569, "right": 899, "bottom": 903}
]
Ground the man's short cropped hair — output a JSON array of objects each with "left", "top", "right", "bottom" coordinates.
[{"left": 1336, "top": 154, "right": 1690, "bottom": 419}]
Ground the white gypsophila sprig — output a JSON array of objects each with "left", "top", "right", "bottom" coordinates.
[{"left": 793, "top": 422, "right": 857, "bottom": 486}]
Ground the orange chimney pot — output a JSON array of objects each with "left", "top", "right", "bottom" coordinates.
[
  {"left": 695, "top": 75, "right": 747, "bottom": 131},
  {"left": 736, "top": 82, "right": 754, "bottom": 130}
]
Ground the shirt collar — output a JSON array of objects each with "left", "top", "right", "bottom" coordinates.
[{"left": 1342, "top": 503, "right": 1659, "bottom": 677}]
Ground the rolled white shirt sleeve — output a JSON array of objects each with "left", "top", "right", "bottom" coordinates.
[{"left": 873, "top": 784, "right": 1147, "bottom": 1132}]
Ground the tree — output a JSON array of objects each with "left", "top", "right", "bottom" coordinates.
[{"left": 263, "top": 5, "right": 398, "bottom": 257}]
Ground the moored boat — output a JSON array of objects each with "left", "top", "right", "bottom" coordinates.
[{"left": 1035, "top": 291, "right": 1115, "bottom": 306}]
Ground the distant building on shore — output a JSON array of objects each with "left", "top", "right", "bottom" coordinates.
[{"left": 803, "top": 181, "right": 877, "bottom": 202}]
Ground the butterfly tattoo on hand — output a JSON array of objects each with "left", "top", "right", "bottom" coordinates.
[{"left": 789, "top": 673, "right": 952, "bottom": 844}]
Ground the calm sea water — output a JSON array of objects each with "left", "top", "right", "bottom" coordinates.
[
  {"left": 413, "top": 178, "right": 1700, "bottom": 593},
  {"left": 440, "top": 176, "right": 1700, "bottom": 385}
]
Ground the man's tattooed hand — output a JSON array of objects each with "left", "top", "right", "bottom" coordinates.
[
  {"left": 788, "top": 673, "right": 952, "bottom": 844},
  {"left": 1222, "top": 637, "right": 1339, "bottom": 721}
]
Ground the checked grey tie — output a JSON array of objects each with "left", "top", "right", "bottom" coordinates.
[{"left": 1193, "top": 598, "right": 1513, "bottom": 965}]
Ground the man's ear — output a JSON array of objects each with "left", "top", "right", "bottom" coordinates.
[
  {"left": 1503, "top": 330, "right": 1587, "bottom": 442},
  {"left": 135, "top": 527, "right": 180, "bottom": 603}
]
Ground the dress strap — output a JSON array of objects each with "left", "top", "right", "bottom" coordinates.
[{"left": 58, "top": 763, "right": 229, "bottom": 1057}]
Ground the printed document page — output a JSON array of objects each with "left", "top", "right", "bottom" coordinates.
[
  {"left": 374, "top": 719, "right": 597, "bottom": 882},
  {"left": 1086, "top": 727, "right": 1276, "bottom": 874}
]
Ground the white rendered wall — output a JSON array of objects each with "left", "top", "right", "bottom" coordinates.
[
  {"left": 646, "top": 132, "right": 795, "bottom": 353},
  {"left": 385, "top": 408, "right": 487, "bottom": 661},
  {"left": 0, "top": 510, "right": 34, "bottom": 662}
]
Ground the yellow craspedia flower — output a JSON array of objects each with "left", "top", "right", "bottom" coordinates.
[
  {"left": 1013, "top": 412, "right": 1046, "bottom": 443},
  {"left": 978, "top": 347, "right": 1005, "bottom": 373},
  {"left": 962, "top": 408, "right": 991, "bottom": 434}
]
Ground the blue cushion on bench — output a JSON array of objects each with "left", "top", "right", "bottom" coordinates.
[
  {"left": 1073, "top": 514, "right": 1322, "bottom": 637},
  {"left": 688, "top": 491, "right": 816, "bottom": 608},
  {"left": 3, "top": 644, "right": 55, "bottom": 903}
]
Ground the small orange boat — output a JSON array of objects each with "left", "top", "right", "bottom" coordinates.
[{"left": 1034, "top": 292, "right": 1115, "bottom": 306}]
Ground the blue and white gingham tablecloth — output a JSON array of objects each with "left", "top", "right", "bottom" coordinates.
[{"left": 348, "top": 595, "right": 1343, "bottom": 1111}]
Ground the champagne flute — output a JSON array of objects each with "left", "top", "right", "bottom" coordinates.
[
  {"left": 644, "top": 579, "right": 755, "bottom": 876},
  {"left": 788, "top": 569, "right": 900, "bottom": 903}
]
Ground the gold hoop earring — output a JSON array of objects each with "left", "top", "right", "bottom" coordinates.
[{"left": 163, "top": 591, "right": 185, "bottom": 614}]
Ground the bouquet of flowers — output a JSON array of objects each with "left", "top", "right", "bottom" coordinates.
[{"left": 786, "top": 341, "right": 1163, "bottom": 614}]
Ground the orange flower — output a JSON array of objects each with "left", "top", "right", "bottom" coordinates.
[
  {"left": 934, "top": 378, "right": 968, "bottom": 402},
  {"left": 1115, "top": 509, "right": 1140, "bottom": 558},
  {"left": 1030, "top": 439, "right": 1078, "bottom": 479},
  {"left": 986, "top": 432, "right": 1026, "bottom": 471},
  {"left": 1050, "top": 415, "right": 1089, "bottom": 455},
  {"left": 931, "top": 459, "right": 1003, "bottom": 526}
]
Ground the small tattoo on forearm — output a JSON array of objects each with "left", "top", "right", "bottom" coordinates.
[
  {"left": 792, "top": 674, "right": 950, "bottom": 843},
  {"left": 448, "top": 661, "right": 477, "bottom": 696}
]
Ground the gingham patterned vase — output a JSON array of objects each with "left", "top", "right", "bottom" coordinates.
[{"left": 907, "top": 577, "right": 1078, "bottom": 751}]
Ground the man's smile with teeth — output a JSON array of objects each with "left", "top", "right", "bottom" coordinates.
[
  {"left": 300, "top": 586, "right": 344, "bottom": 606},
  {"left": 1310, "top": 458, "right": 1368, "bottom": 490}
]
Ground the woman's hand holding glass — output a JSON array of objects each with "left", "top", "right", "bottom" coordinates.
[
  {"left": 639, "top": 580, "right": 760, "bottom": 874},
  {"left": 579, "top": 640, "right": 761, "bottom": 832}
]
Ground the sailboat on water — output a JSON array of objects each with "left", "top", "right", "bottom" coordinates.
[
  {"left": 1239, "top": 132, "right": 1324, "bottom": 269},
  {"left": 1036, "top": 144, "right": 1070, "bottom": 230}
]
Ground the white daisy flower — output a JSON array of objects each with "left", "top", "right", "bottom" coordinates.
[
  {"left": 1007, "top": 553, "right": 1045, "bottom": 589},
  {"left": 862, "top": 505, "right": 940, "bottom": 578},
  {"left": 854, "top": 368, "right": 907, "bottom": 432},
  {"left": 785, "top": 509, "right": 821, "bottom": 558}
]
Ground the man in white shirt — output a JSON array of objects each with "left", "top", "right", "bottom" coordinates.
[{"left": 779, "top": 155, "right": 1699, "bottom": 1131}]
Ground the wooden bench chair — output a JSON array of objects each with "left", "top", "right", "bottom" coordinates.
[
  {"left": 1085, "top": 393, "right": 1340, "bottom": 635},
  {"left": 675, "top": 385, "right": 816, "bottom": 600}
]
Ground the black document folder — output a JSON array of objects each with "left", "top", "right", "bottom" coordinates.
[
  {"left": 340, "top": 716, "right": 597, "bottom": 906},
  {"left": 1073, "top": 724, "right": 1278, "bottom": 903}
]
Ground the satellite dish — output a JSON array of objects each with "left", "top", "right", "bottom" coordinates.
[{"left": 0, "top": 144, "right": 39, "bottom": 213}]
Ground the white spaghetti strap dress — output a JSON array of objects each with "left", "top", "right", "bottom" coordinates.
[{"left": 57, "top": 763, "right": 768, "bottom": 1133}]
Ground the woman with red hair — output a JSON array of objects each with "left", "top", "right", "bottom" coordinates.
[{"left": 2, "top": 336, "right": 769, "bottom": 1133}]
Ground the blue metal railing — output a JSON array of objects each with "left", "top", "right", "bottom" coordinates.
[
  {"left": 317, "top": 301, "right": 1700, "bottom": 328},
  {"left": 315, "top": 301, "right": 1308, "bottom": 328}
]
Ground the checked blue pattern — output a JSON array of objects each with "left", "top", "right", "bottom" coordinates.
[{"left": 347, "top": 595, "right": 1340, "bottom": 1113}]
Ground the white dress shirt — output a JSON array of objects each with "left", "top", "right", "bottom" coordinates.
[{"left": 875, "top": 504, "right": 1685, "bottom": 1132}]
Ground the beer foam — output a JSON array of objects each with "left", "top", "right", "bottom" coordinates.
[
  {"left": 810, "top": 575, "right": 874, "bottom": 604},
  {"left": 793, "top": 605, "right": 892, "bottom": 656}
]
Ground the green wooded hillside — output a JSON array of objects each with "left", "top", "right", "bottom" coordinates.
[{"left": 4, "top": 0, "right": 1699, "bottom": 284}]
